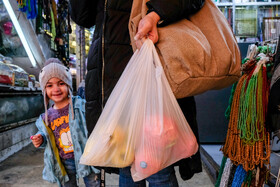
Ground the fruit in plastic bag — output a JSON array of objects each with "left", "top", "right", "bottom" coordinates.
[
  {"left": 80, "top": 40, "right": 198, "bottom": 176},
  {"left": 111, "top": 142, "right": 134, "bottom": 167},
  {"left": 134, "top": 116, "right": 177, "bottom": 175},
  {"left": 144, "top": 116, "right": 178, "bottom": 149},
  {"left": 107, "top": 125, "right": 135, "bottom": 167},
  {"left": 109, "top": 125, "right": 126, "bottom": 145}
]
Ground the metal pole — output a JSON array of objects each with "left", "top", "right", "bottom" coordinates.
[{"left": 75, "top": 25, "right": 86, "bottom": 91}]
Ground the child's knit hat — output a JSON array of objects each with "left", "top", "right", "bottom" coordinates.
[
  {"left": 39, "top": 58, "right": 72, "bottom": 91},
  {"left": 39, "top": 58, "right": 74, "bottom": 125}
]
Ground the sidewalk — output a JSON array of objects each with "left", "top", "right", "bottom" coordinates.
[{"left": 0, "top": 144, "right": 214, "bottom": 187}]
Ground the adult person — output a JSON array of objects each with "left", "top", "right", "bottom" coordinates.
[{"left": 69, "top": 0, "right": 205, "bottom": 186}]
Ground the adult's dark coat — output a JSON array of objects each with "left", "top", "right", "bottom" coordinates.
[{"left": 70, "top": 0, "right": 205, "bottom": 179}]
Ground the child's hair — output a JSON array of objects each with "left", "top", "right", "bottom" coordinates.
[{"left": 39, "top": 58, "right": 74, "bottom": 125}]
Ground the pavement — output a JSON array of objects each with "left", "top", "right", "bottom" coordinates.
[{"left": 0, "top": 144, "right": 214, "bottom": 187}]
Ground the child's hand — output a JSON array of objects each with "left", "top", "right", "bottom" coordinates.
[{"left": 31, "top": 134, "right": 43, "bottom": 148}]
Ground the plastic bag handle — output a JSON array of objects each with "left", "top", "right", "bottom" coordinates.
[{"left": 138, "top": 38, "right": 162, "bottom": 68}]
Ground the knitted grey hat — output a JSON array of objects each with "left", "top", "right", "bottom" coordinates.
[
  {"left": 39, "top": 58, "right": 72, "bottom": 91},
  {"left": 39, "top": 58, "right": 74, "bottom": 125}
]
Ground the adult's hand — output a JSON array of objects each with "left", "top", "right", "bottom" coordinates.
[{"left": 135, "top": 11, "right": 160, "bottom": 49}]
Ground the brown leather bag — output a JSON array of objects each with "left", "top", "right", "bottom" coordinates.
[{"left": 129, "top": 0, "right": 241, "bottom": 98}]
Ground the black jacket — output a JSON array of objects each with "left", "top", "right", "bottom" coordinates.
[{"left": 70, "top": 0, "right": 205, "bottom": 179}]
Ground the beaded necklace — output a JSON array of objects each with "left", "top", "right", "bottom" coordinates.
[{"left": 222, "top": 56, "right": 271, "bottom": 171}]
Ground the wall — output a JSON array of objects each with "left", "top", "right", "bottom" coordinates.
[
  {"left": 0, "top": 122, "right": 37, "bottom": 162},
  {"left": 0, "top": 95, "right": 44, "bottom": 126}
]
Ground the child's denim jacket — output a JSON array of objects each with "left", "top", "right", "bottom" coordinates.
[{"left": 35, "top": 96, "right": 99, "bottom": 186}]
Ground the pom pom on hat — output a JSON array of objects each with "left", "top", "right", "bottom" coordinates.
[{"left": 44, "top": 58, "right": 64, "bottom": 66}]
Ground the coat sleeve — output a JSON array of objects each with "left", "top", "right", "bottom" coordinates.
[
  {"left": 69, "top": 0, "right": 97, "bottom": 28},
  {"left": 146, "top": 0, "right": 205, "bottom": 26}
]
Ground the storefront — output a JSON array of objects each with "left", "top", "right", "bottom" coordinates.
[
  {"left": 0, "top": 0, "right": 92, "bottom": 161},
  {"left": 198, "top": 1, "right": 280, "bottom": 186},
  {"left": 0, "top": 0, "right": 44, "bottom": 131}
]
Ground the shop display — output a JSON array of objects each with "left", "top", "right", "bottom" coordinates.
[
  {"left": 0, "top": 1, "right": 26, "bottom": 57},
  {"left": 17, "top": 0, "right": 37, "bottom": 19},
  {"left": 0, "top": 53, "right": 39, "bottom": 90},
  {"left": 28, "top": 74, "right": 37, "bottom": 88},
  {"left": 216, "top": 0, "right": 280, "bottom": 41},
  {"left": 35, "top": 0, "right": 71, "bottom": 65},
  {"left": 0, "top": 60, "right": 13, "bottom": 85},
  {"left": 7, "top": 64, "right": 29, "bottom": 87},
  {"left": 263, "top": 17, "right": 280, "bottom": 41},
  {"left": 0, "top": 0, "right": 40, "bottom": 92},
  {"left": 235, "top": 8, "right": 257, "bottom": 37}
]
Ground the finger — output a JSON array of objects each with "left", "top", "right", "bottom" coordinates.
[
  {"left": 32, "top": 141, "right": 39, "bottom": 147},
  {"left": 148, "top": 30, "right": 159, "bottom": 44},
  {"left": 33, "top": 138, "right": 42, "bottom": 144},
  {"left": 134, "top": 33, "right": 140, "bottom": 41},
  {"left": 135, "top": 26, "right": 149, "bottom": 41},
  {"left": 33, "top": 140, "right": 42, "bottom": 147},
  {"left": 33, "top": 134, "right": 42, "bottom": 140},
  {"left": 135, "top": 32, "right": 146, "bottom": 41},
  {"left": 33, "top": 138, "right": 41, "bottom": 142},
  {"left": 135, "top": 40, "right": 143, "bottom": 50}
]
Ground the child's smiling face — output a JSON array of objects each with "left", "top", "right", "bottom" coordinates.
[{"left": 46, "top": 77, "right": 69, "bottom": 106}]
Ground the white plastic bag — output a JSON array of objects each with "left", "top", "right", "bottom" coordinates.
[{"left": 80, "top": 39, "right": 198, "bottom": 181}]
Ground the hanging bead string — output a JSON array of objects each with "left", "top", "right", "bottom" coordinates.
[
  {"left": 228, "top": 164, "right": 238, "bottom": 187},
  {"left": 215, "top": 156, "right": 228, "bottom": 187},
  {"left": 242, "top": 170, "right": 253, "bottom": 187},
  {"left": 225, "top": 82, "right": 237, "bottom": 120},
  {"left": 258, "top": 166, "right": 270, "bottom": 187},
  {"left": 222, "top": 74, "right": 248, "bottom": 164},
  {"left": 238, "top": 60, "right": 268, "bottom": 145},
  {"left": 245, "top": 166, "right": 270, "bottom": 187},
  {"left": 222, "top": 57, "right": 271, "bottom": 171},
  {"left": 255, "top": 167, "right": 260, "bottom": 186},
  {"left": 241, "top": 59, "right": 257, "bottom": 74},
  {"left": 238, "top": 71, "right": 258, "bottom": 144},
  {"left": 219, "top": 159, "right": 233, "bottom": 187},
  {"left": 232, "top": 165, "right": 247, "bottom": 187},
  {"left": 248, "top": 168, "right": 257, "bottom": 187}
]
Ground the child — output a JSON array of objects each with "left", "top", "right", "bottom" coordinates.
[{"left": 31, "top": 58, "right": 100, "bottom": 187}]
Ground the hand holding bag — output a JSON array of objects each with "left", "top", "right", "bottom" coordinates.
[{"left": 129, "top": 0, "right": 241, "bottom": 98}]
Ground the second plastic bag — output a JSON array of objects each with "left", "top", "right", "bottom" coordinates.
[{"left": 80, "top": 39, "right": 198, "bottom": 181}]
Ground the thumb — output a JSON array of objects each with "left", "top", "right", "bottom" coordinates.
[{"left": 134, "top": 22, "right": 148, "bottom": 41}]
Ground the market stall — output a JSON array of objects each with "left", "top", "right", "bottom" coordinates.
[
  {"left": 215, "top": 38, "right": 280, "bottom": 187},
  {"left": 0, "top": 0, "right": 44, "bottom": 131}
]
